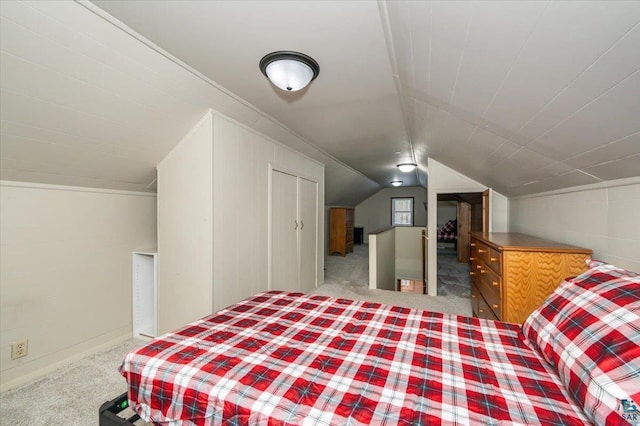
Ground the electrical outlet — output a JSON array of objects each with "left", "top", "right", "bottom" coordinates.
[{"left": 11, "top": 339, "right": 28, "bottom": 360}]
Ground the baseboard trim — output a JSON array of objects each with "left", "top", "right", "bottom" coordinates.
[{"left": 0, "top": 332, "right": 132, "bottom": 393}]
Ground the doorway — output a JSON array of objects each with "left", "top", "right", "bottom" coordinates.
[{"left": 436, "top": 192, "right": 485, "bottom": 297}]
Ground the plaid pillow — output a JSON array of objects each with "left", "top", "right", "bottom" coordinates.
[
  {"left": 521, "top": 263, "right": 640, "bottom": 426},
  {"left": 587, "top": 258, "right": 609, "bottom": 268}
]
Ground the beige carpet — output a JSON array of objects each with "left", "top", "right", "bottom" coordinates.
[
  {"left": 312, "top": 283, "right": 472, "bottom": 316},
  {"left": 0, "top": 338, "right": 150, "bottom": 426},
  {"left": 322, "top": 243, "right": 471, "bottom": 316},
  {"left": 324, "top": 243, "right": 369, "bottom": 286}
]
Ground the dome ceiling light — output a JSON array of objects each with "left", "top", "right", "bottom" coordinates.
[
  {"left": 390, "top": 181, "right": 403, "bottom": 187},
  {"left": 259, "top": 51, "right": 320, "bottom": 92},
  {"left": 397, "top": 163, "right": 417, "bottom": 173}
]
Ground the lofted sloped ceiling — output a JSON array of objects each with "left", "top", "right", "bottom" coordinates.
[
  {"left": 1, "top": 1, "right": 639, "bottom": 203},
  {"left": 384, "top": 1, "right": 640, "bottom": 196}
]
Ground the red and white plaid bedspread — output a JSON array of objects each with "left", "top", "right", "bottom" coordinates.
[
  {"left": 120, "top": 291, "right": 590, "bottom": 425},
  {"left": 437, "top": 220, "right": 457, "bottom": 241}
]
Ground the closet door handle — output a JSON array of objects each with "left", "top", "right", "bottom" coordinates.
[
  {"left": 294, "top": 220, "right": 298, "bottom": 230},
  {"left": 300, "top": 221, "right": 304, "bottom": 230}
]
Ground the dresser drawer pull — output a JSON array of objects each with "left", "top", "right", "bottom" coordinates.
[
  {"left": 476, "top": 265, "right": 482, "bottom": 269},
  {"left": 469, "top": 257, "right": 475, "bottom": 261},
  {"left": 479, "top": 308, "right": 485, "bottom": 313},
  {"left": 470, "top": 271, "right": 476, "bottom": 276},
  {"left": 478, "top": 249, "right": 485, "bottom": 253},
  {"left": 490, "top": 257, "right": 498, "bottom": 262},
  {"left": 471, "top": 243, "right": 476, "bottom": 247},
  {"left": 492, "top": 304, "right": 499, "bottom": 309},
  {"left": 471, "top": 294, "right": 476, "bottom": 299},
  {"left": 480, "top": 268, "right": 487, "bottom": 274},
  {"left": 492, "top": 281, "right": 498, "bottom": 286}
]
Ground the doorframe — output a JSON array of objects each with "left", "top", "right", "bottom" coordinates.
[
  {"left": 457, "top": 201, "right": 471, "bottom": 263},
  {"left": 430, "top": 188, "right": 488, "bottom": 296},
  {"left": 482, "top": 189, "right": 490, "bottom": 232}
]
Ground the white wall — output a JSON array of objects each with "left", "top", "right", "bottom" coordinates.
[
  {"left": 510, "top": 178, "right": 640, "bottom": 273},
  {"left": 212, "top": 114, "right": 324, "bottom": 312},
  {"left": 0, "top": 182, "right": 156, "bottom": 390},
  {"left": 395, "top": 227, "right": 427, "bottom": 281},
  {"left": 437, "top": 201, "right": 457, "bottom": 227},
  {"left": 157, "top": 112, "right": 213, "bottom": 334},
  {"left": 157, "top": 111, "right": 325, "bottom": 332},
  {"left": 490, "top": 189, "right": 509, "bottom": 232},
  {"left": 355, "top": 186, "right": 427, "bottom": 243},
  {"left": 369, "top": 228, "right": 396, "bottom": 290},
  {"left": 426, "top": 159, "right": 509, "bottom": 295}
]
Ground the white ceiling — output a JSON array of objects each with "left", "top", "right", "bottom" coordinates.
[{"left": 1, "top": 1, "right": 639, "bottom": 203}]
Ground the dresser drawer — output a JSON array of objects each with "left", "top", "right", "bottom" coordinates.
[
  {"left": 488, "top": 248, "right": 502, "bottom": 274},
  {"left": 480, "top": 265, "right": 501, "bottom": 294},
  {"left": 480, "top": 279, "right": 502, "bottom": 319},
  {"left": 477, "top": 292, "right": 499, "bottom": 321},
  {"left": 470, "top": 240, "right": 479, "bottom": 260},
  {"left": 470, "top": 258, "right": 483, "bottom": 285},
  {"left": 475, "top": 241, "right": 491, "bottom": 264},
  {"left": 477, "top": 263, "right": 502, "bottom": 319}
]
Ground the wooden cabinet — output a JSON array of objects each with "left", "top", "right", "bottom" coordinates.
[
  {"left": 470, "top": 232, "right": 592, "bottom": 323},
  {"left": 329, "top": 208, "right": 354, "bottom": 256}
]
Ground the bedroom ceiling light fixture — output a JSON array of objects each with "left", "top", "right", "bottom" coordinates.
[
  {"left": 397, "top": 163, "right": 417, "bottom": 173},
  {"left": 390, "top": 180, "right": 403, "bottom": 187},
  {"left": 259, "top": 51, "right": 320, "bottom": 92}
]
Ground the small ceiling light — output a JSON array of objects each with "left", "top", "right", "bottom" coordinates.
[
  {"left": 259, "top": 51, "right": 320, "bottom": 92},
  {"left": 397, "top": 163, "right": 417, "bottom": 173},
  {"left": 390, "top": 180, "right": 403, "bottom": 187}
]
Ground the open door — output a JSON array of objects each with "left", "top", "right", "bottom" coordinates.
[{"left": 457, "top": 201, "right": 471, "bottom": 263}]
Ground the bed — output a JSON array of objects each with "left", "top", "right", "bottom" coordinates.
[
  {"left": 437, "top": 219, "right": 457, "bottom": 248},
  {"left": 101, "top": 261, "right": 640, "bottom": 425}
]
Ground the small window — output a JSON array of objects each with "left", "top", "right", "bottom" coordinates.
[{"left": 391, "top": 197, "right": 414, "bottom": 226}]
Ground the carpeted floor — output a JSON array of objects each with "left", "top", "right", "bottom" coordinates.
[
  {"left": 323, "top": 243, "right": 369, "bottom": 286},
  {"left": 0, "top": 338, "right": 151, "bottom": 426},
  {"left": 312, "top": 283, "right": 471, "bottom": 316},
  {"left": 324, "top": 243, "right": 472, "bottom": 301},
  {"left": 437, "top": 246, "right": 472, "bottom": 298},
  {"left": 320, "top": 242, "right": 471, "bottom": 316},
  {"left": 1, "top": 244, "right": 472, "bottom": 425}
]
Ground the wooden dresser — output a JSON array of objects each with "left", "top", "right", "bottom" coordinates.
[
  {"left": 470, "top": 232, "right": 592, "bottom": 323},
  {"left": 329, "top": 208, "right": 354, "bottom": 256}
]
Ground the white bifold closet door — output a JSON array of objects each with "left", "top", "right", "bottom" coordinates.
[
  {"left": 298, "top": 177, "right": 317, "bottom": 293},
  {"left": 272, "top": 170, "right": 298, "bottom": 291},
  {"left": 271, "top": 169, "right": 317, "bottom": 292}
]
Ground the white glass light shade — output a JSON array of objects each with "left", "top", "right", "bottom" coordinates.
[
  {"left": 265, "top": 60, "right": 314, "bottom": 92},
  {"left": 390, "top": 181, "right": 403, "bottom": 187},
  {"left": 397, "top": 163, "right": 417, "bottom": 173},
  {"left": 260, "top": 51, "right": 319, "bottom": 92}
]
